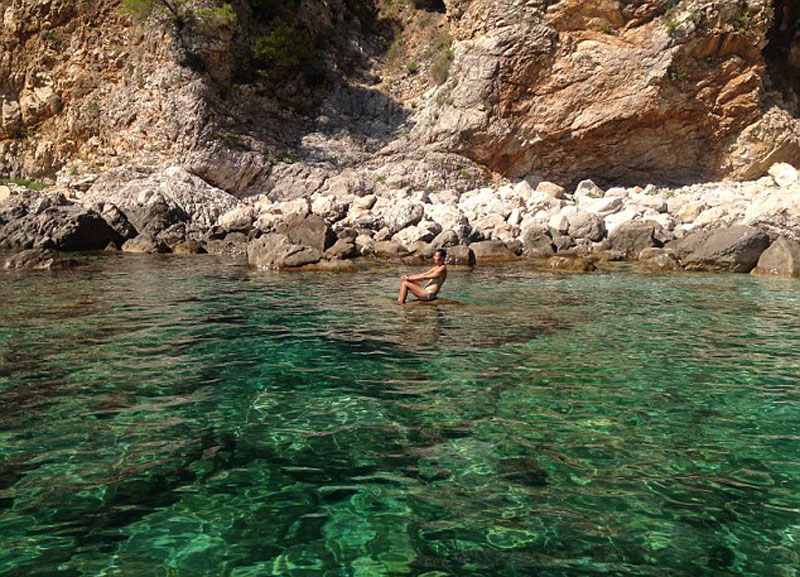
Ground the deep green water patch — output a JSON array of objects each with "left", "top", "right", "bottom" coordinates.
[{"left": 1, "top": 257, "right": 799, "bottom": 576}]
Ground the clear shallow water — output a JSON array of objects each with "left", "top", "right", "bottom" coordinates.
[{"left": 1, "top": 255, "right": 799, "bottom": 577}]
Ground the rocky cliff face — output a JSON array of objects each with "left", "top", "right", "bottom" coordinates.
[
  {"left": 0, "top": 0, "right": 798, "bottom": 193},
  {"left": 413, "top": 0, "right": 800, "bottom": 184},
  {"left": 0, "top": 0, "right": 210, "bottom": 179}
]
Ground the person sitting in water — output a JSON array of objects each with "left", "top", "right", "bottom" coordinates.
[{"left": 397, "top": 249, "right": 448, "bottom": 304}]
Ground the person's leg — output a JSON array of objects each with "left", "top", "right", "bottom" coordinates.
[
  {"left": 405, "top": 281, "right": 435, "bottom": 302},
  {"left": 398, "top": 280, "right": 426, "bottom": 303}
]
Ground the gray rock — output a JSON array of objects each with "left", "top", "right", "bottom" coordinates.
[
  {"left": 325, "top": 238, "right": 358, "bottom": 260},
  {"left": 574, "top": 179, "right": 605, "bottom": 199},
  {"left": 4, "top": 248, "right": 78, "bottom": 270},
  {"left": 431, "top": 229, "right": 460, "bottom": 249},
  {"left": 247, "top": 233, "right": 323, "bottom": 270},
  {"left": 520, "top": 224, "right": 555, "bottom": 258},
  {"left": 295, "top": 259, "right": 357, "bottom": 272},
  {"left": 275, "top": 213, "right": 335, "bottom": 252},
  {"left": 552, "top": 234, "right": 575, "bottom": 252},
  {"left": 447, "top": 244, "right": 476, "bottom": 266},
  {"left": 0, "top": 204, "right": 118, "bottom": 252},
  {"left": 469, "top": 240, "right": 517, "bottom": 262},
  {"left": 156, "top": 223, "right": 188, "bottom": 248},
  {"left": 373, "top": 240, "right": 408, "bottom": 259},
  {"left": 215, "top": 206, "right": 256, "bottom": 235},
  {"left": 567, "top": 210, "right": 605, "bottom": 242},
  {"left": 608, "top": 221, "right": 667, "bottom": 259},
  {"left": 768, "top": 162, "right": 799, "bottom": 188},
  {"left": 81, "top": 166, "right": 241, "bottom": 233},
  {"left": 91, "top": 202, "right": 138, "bottom": 244},
  {"left": 751, "top": 237, "right": 800, "bottom": 277},
  {"left": 206, "top": 233, "right": 249, "bottom": 257},
  {"left": 664, "top": 229, "right": 716, "bottom": 261},
  {"left": 384, "top": 200, "right": 424, "bottom": 234},
  {"left": 681, "top": 226, "right": 770, "bottom": 273}
]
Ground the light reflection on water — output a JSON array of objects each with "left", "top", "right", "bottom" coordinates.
[{"left": 1, "top": 254, "right": 799, "bottom": 577}]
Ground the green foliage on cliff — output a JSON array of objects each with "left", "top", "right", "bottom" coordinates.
[
  {"left": 122, "top": 0, "right": 237, "bottom": 32},
  {"left": 254, "top": 18, "right": 315, "bottom": 76},
  {"left": 428, "top": 30, "right": 453, "bottom": 85},
  {"left": 0, "top": 177, "right": 47, "bottom": 191}
]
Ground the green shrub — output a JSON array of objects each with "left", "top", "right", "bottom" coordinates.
[
  {"left": 214, "top": 129, "right": 248, "bottom": 148},
  {"left": 254, "top": 18, "right": 314, "bottom": 73},
  {"left": 732, "top": 8, "right": 751, "bottom": 32},
  {"left": 1, "top": 177, "right": 47, "bottom": 191},
  {"left": 122, "top": 0, "right": 237, "bottom": 33},
  {"left": 665, "top": 20, "right": 679, "bottom": 35},
  {"left": 427, "top": 30, "right": 453, "bottom": 85}
]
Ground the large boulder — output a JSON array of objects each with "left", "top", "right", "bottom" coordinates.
[
  {"left": 247, "top": 233, "right": 323, "bottom": 270},
  {"left": 608, "top": 221, "right": 667, "bottom": 259},
  {"left": 447, "top": 244, "right": 476, "bottom": 266},
  {"left": 275, "top": 213, "right": 335, "bottom": 252},
  {"left": 0, "top": 204, "right": 118, "bottom": 252},
  {"left": 520, "top": 224, "right": 555, "bottom": 258},
  {"left": 567, "top": 210, "right": 605, "bottom": 242},
  {"left": 680, "top": 226, "right": 770, "bottom": 273},
  {"left": 751, "top": 237, "right": 800, "bottom": 278},
  {"left": 90, "top": 202, "right": 138, "bottom": 244},
  {"left": 383, "top": 200, "right": 424, "bottom": 234},
  {"left": 80, "top": 166, "right": 241, "bottom": 235},
  {"left": 469, "top": 240, "right": 518, "bottom": 262},
  {"left": 741, "top": 193, "right": 800, "bottom": 242},
  {"left": 664, "top": 229, "right": 716, "bottom": 261},
  {"left": 768, "top": 163, "right": 799, "bottom": 188},
  {"left": 206, "top": 233, "right": 248, "bottom": 257},
  {"left": 373, "top": 240, "right": 409, "bottom": 259},
  {"left": 325, "top": 238, "right": 358, "bottom": 260}
]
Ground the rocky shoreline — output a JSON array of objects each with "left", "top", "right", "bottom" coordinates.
[{"left": 2, "top": 162, "right": 800, "bottom": 278}]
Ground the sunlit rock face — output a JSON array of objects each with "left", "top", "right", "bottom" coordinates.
[{"left": 416, "top": 0, "right": 800, "bottom": 185}]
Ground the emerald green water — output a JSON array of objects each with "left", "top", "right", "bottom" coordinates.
[{"left": 1, "top": 256, "right": 799, "bottom": 577}]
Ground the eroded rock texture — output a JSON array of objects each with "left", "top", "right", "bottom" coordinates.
[{"left": 416, "top": 0, "right": 800, "bottom": 184}]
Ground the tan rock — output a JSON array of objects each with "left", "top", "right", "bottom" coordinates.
[
  {"left": 768, "top": 163, "right": 799, "bottom": 188},
  {"left": 535, "top": 181, "right": 567, "bottom": 199},
  {"left": 417, "top": 1, "right": 797, "bottom": 184},
  {"left": 546, "top": 256, "right": 596, "bottom": 272}
]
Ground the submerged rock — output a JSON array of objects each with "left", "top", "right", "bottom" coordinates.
[
  {"left": 4, "top": 248, "right": 79, "bottom": 270},
  {"left": 638, "top": 248, "right": 682, "bottom": 273},
  {"left": 546, "top": 255, "right": 595, "bottom": 272},
  {"left": 122, "top": 235, "right": 170, "bottom": 254}
]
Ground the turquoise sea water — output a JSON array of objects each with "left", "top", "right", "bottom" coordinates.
[{"left": 1, "top": 255, "right": 799, "bottom": 577}]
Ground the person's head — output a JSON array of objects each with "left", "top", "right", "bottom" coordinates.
[{"left": 433, "top": 248, "right": 447, "bottom": 264}]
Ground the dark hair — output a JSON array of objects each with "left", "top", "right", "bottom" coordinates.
[{"left": 434, "top": 248, "right": 447, "bottom": 259}]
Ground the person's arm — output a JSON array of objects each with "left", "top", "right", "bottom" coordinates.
[
  {"left": 410, "top": 266, "right": 445, "bottom": 281},
  {"left": 404, "top": 266, "right": 439, "bottom": 281}
]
